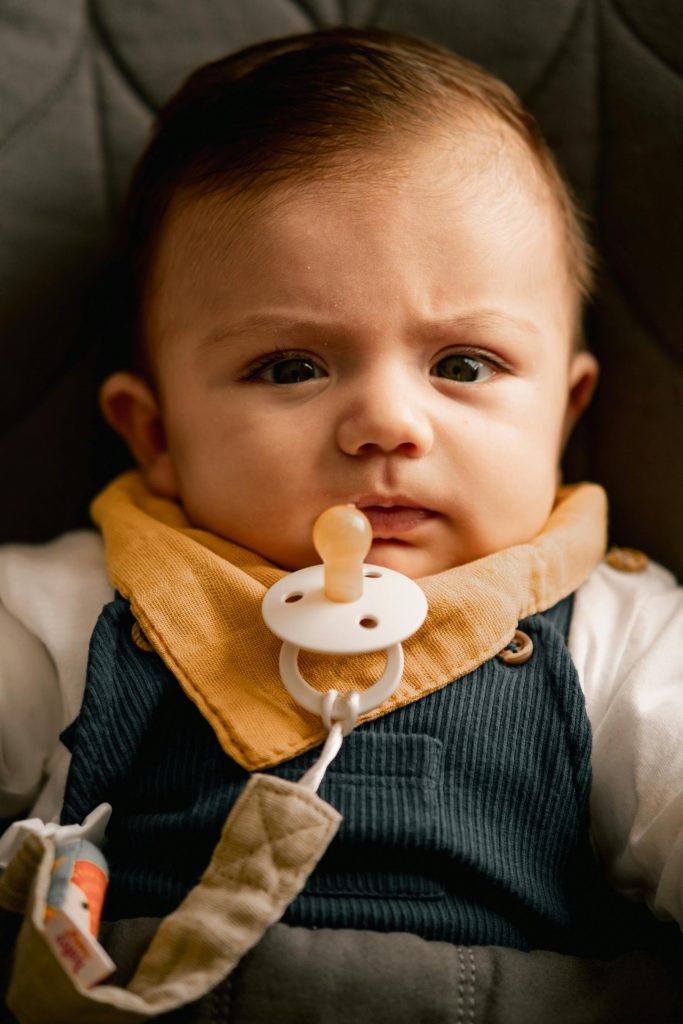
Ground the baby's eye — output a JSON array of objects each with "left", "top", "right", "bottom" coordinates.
[
  {"left": 251, "top": 356, "right": 327, "bottom": 385},
  {"left": 430, "top": 353, "right": 495, "bottom": 383}
]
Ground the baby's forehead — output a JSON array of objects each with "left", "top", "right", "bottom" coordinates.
[
  {"left": 168, "top": 120, "right": 557, "bottom": 241},
  {"left": 182, "top": 158, "right": 564, "bottom": 333},
  {"left": 150, "top": 129, "right": 571, "bottom": 323},
  {"left": 145, "top": 128, "right": 575, "bottom": 362}
]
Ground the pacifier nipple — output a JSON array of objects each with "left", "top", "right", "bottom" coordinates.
[{"left": 312, "top": 505, "right": 372, "bottom": 603}]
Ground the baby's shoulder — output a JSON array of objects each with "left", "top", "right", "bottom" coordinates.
[
  {"left": 0, "top": 528, "right": 108, "bottom": 583},
  {"left": 570, "top": 549, "right": 681, "bottom": 707},
  {"left": 576, "top": 548, "right": 679, "bottom": 627},
  {"left": 0, "top": 530, "right": 113, "bottom": 672}
]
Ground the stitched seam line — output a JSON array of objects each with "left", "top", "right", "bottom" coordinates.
[
  {"left": 0, "top": 22, "right": 86, "bottom": 155},
  {"left": 609, "top": 0, "right": 683, "bottom": 79},
  {"left": 457, "top": 946, "right": 466, "bottom": 1023},
  {"left": 86, "top": 0, "right": 157, "bottom": 114},
  {"left": 467, "top": 947, "right": 476, "bottom": 1022},
  {"left": 286, "top": 0, "right": 328, "bottom": 29},
  {"left": 89, "top": 32, "right": 116, "bottom": 227},
  {"left": 524, "top": 0, "right": 590, "bottom": 105}
]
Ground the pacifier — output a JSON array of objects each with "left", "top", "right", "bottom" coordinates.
[{"left": 262, "top": 505, "right": 428, "bottom": 790}]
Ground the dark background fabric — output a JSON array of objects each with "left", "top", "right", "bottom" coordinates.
[{"left": 1, "top": 0, "right": 681, "bottom": 579}]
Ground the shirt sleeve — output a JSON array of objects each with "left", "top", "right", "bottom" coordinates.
[
  {"left": 0, "top": 531, "right": 113, "bottom": 819},
  {"left": 0, "top": 600, "right": 60, "bottom": 817},
  {"left": 569, "top": 559, "right": 683, "bottom": 926}
]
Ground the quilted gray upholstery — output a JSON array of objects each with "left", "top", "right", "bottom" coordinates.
[{"left": 1, "top": 0, "right": 681, "bottom": 576}]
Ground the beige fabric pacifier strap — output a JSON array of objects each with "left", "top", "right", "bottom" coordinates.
[{"left": 4, "top": 774, "right": 341, "bottom": 1023}]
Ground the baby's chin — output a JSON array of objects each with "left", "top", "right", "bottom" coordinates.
[
  {"left": 365, "top": 539, "right": 456, "bottom": 580},
  {"left": 261, "top": 537, "right": 465, "bottom": 580},
  {"left": 273, "top": 539, "right": 446, "bottom": 579}
]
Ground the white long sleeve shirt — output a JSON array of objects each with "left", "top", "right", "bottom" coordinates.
[{"left": 0, "top": 532, "right": 681, "bottom": 928}]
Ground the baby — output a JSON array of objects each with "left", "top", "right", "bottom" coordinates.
[{"left": 1, "top": 28, "right": 682, "bottom": 963}]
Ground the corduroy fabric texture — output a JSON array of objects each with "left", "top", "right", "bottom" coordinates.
[
  {"left": 90, "top": 472, "right": 608, "bottom": 770},
  {"left": 61, "top": 593, "right": 613, "bottom": 954}
]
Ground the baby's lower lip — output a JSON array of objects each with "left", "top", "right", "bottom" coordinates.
[{"left": 360, "top": 506, "right": 436, "bottom": 536}]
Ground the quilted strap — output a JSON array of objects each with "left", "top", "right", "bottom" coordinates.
[{"left": 3, "top": 775, "right": 341, "bottom": 1023}]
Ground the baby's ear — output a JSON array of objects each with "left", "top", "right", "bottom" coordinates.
[
  {"left": 562, "top": 350, "right": 599, "bottom": 446},
  {"left": 99, "top": 372, "right": 179, "bottom": 497}
]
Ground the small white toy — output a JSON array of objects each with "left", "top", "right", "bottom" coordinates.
[
  {"left": 43, "top": 837, "right": 115, "bottom": 987},
  {"left": 262, "top": 505, "right": 428, "bottom": 788}
]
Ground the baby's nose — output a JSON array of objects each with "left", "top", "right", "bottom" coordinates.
[{"left": 336, "top": 379, "right": 433, "bottom": 458}]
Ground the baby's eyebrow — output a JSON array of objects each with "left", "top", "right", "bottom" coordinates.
[
  {"left": 424, "top": 310, "right": 541, "bottom": 338},
  {"left": 198, "top": 314, "right": 342, "bottom": 349},
  {"left": 199, "top": 308, "right": 540, "bottom": 348}
]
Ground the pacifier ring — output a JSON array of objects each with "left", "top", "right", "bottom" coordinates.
[{"left": 278, "top": 641, "right": 404, "bottom": 724}]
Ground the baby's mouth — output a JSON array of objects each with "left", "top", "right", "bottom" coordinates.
[{"left": 357, "top": 505, "right": 436, "bottom": 537}]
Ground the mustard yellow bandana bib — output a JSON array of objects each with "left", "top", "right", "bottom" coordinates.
[{"left": 92, "top": 472, "right": 607, "bottom": 770}]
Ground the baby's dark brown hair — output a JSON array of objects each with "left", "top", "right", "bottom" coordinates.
[{"left": 101, "top": 27, "right": 594, "bottom": 375}]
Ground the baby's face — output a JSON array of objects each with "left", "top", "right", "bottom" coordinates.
[{"left": 137, "top": 138, "right": 596, "bottom": 577}]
